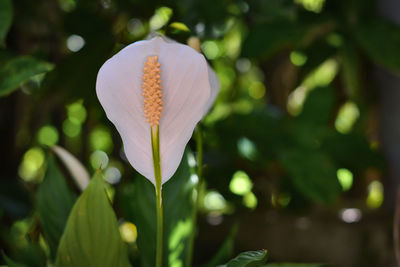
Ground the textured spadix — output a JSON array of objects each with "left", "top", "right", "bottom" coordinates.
[{"left": 96, "top": 36, "right": 218, "bottom": 185}]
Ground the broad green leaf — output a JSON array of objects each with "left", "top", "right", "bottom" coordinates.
[
  {"left": 202, "top": 224, "right": 238, "bottom": 267},
  {"left": 264, "top": 264, "right": 326, "bottom": 267},
  {"left": 279, "top": 149, "right": 341, "bottom": 204},
  {"left": 225, "top": 250, "right": 268, "bottom": 267},
  {"left": 0, "top": 0, "right": 12, "bottom": 43},
  {"left": 0, "top": 56, "right": 54, "bottom": 97},
  {"left": 355, "top": 19, "right": 400, "bottom": 72},
  {"left": 37, "top": 155, "right": 76, "bottom": 259},
  {"left": 56, "top": 172, "right": 131, "bottom": 267},
  {"left": 128, "top": 150, "right": 195, "bottom": 267}
]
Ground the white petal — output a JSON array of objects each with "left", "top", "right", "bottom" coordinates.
[
  {"left": 150, "top": 35, "right": 219, "bottom": 115},
  {"left": 205, "top": 65, "right": 220, "bottom": 113},
  {"left": 51, "top": 145, "right": 90, "bottom": 191},
  {"left": 96, "top": 37, "right": 212, "bottom": 185}
]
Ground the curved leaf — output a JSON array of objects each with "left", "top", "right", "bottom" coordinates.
[
  {"left": 37, "top": 155, "right": 76, "bottom": 259},
  {"left": 0, "top": 56, "right": 53, "bottom": 97},
  {"left": 56, "top": 172, "right": 131, "bottom": 267},
  {"left": 355, "top": 19, "right": 400, "bottom": 73},
  {"left": 225, "top": 250, "right": 268, "bottom": 267}
]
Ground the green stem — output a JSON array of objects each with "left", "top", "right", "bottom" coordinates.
[
  {"left": 151, "top": 125, "right": 163, "bottom": 267},
  {"left": 186, "top": 125, "right": 203, "bottom": 267}
]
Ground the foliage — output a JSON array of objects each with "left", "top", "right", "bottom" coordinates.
[
  {"left": 56, "top": 172, "right": 130, "bottom": 267},
  {"left": 0, "top": 0, "right": 395, "bottom": 265}
]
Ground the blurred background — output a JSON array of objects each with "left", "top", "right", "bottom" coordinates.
[{"left": 1, "top": 0, "right": 400, "bottom": 266}]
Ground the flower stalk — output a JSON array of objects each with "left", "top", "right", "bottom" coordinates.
[{"left": 151, "top": 125, "right": 163, "bottom": 267}]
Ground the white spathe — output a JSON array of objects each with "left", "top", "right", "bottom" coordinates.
[{"left": 96, "top": 36, "right": 219, "bottom": 185}]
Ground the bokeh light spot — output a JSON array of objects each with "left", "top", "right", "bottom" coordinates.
[
  {"left": 303, "top": 59, "right": 338, "bottom": 89},
  {"left": 90, "top": 150, "right": 109, "bottom": 170},
  {"left": 67, "top": 34, "right": 85, "bottom": 52},
  {"left": 63, "top": 119, "right": 81, "bottom": 137},
  {"left": 202, "top": 41, "right": 220, "bottom": 60},
  {"left": 295, "top": 0, "right": 326, "bottom": 13},
  {"left": 104, "top": 167, "right": 121, "bottom": 184},
  {"left": 243, "top": 192, "right": 257, "bottom": 209},
  {"left": 204, "top": 191, "right": 227, "bottom": 211},
  {"left": 229, "top": 171, "right": 253, "bottom": 196},
  {"left": 18, "top": 147, "right": 45, "bottom": 182},
  {"left": 367, "top": 181, "right": 384, "bottom": 209},
  {"left": 90, "top": 126, "right": 113, "bottom": 153},
  {"left": 340, "top": 208, "right": 362, "bottom": 223},
  {"left": 337, "top": 168, "right": 353, "bottom": 191},
  {"left": 236, "top": 58, "right": 251, "bottom": 73},
  {"left": 248, "top": 81, "right": 266, "bottom": 99},
  {"left": 237, "top": 137, "right": 257, "bottom": 160},
  {"left": 326, "top": 33, "right": 344, "bottom": 47},
  {"left": 335, "top": 101, "right": 360, "bottom": 134},
  {"left": 149, "top": 7, "right": 173, "bottom": 30},
  {"left": 38, "top": 125, "right": 59, "bottom": 146},
  {"left": 290, "top": 51, "right": 308, "bottom": 66},
  {"left": 119, "top": 222, "right": 137, "bottom": 243},
  {"left": 67, "top": 100, "right": 87, "bottom": 124}
]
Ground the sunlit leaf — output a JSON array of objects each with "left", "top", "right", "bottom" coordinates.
[
  {"left": 225, "top": 250, "right": 268, "bottom": 267},
  {"left": 56, "top": 172, "right": 131, "bottom": 267},
  {"left": 0, "top": 56, "right": 54, "bottom": 97},
  {"left": 355, "top": 19, "right": 400, "bottom": 72},
  {"left": 0, "top": 0, "right": 12, "bottom": 44},
  {"left": 169, "top": 22, "right": 190, "bottom": 32},
  {"left": 37, "top": 155, "right": 76, "bottom": 259}
]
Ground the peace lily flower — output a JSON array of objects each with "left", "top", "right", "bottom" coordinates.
[
  {"left": 96, "top": 35, "right": 218, "bottom": 266},
  {"left": 96, "top": 36, "right": 219, "bottom": 185}
]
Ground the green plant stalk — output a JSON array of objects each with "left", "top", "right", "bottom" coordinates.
[
  {"left": 151, "top": 125, "right": 163, "bottom": 267},
  {"left": 186, "top": 125, "right": 203, "bottom": 267}
]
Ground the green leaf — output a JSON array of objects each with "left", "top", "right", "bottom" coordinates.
[
  {"left": 169, "top": 22, "right": 190, "bottom": 32},
  {"left": 2, "top": 252, "right": 29, "bottom": 267},
  {"left": 264, "top": 264, "right": 326, "bottom": 267},
  {"left": 37, "top": 155, "right": 76, "bottom": 259},
  {"left": 55, "top": 172, "right": 131, "bottom": 267},
  {"left": 0, "top": 0, "right": 12, "bottom": 44},
  {"left": 129, "top": 150, "right": 195, "bottom": 267},
  {"left": 279, "top": 149, "right": 341, "bottom": 204},
  {"left": 0, "top": 56, "right": 54, "bottom": 97},
  {"left": 225, "top": 250, "right": 268, "bottom": 267},
  {"left": 298, "top": 87, "right": 335, "bottom": 126},
  {"left": 355, "top": 19, "right": 400, "bottom": 72}
]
